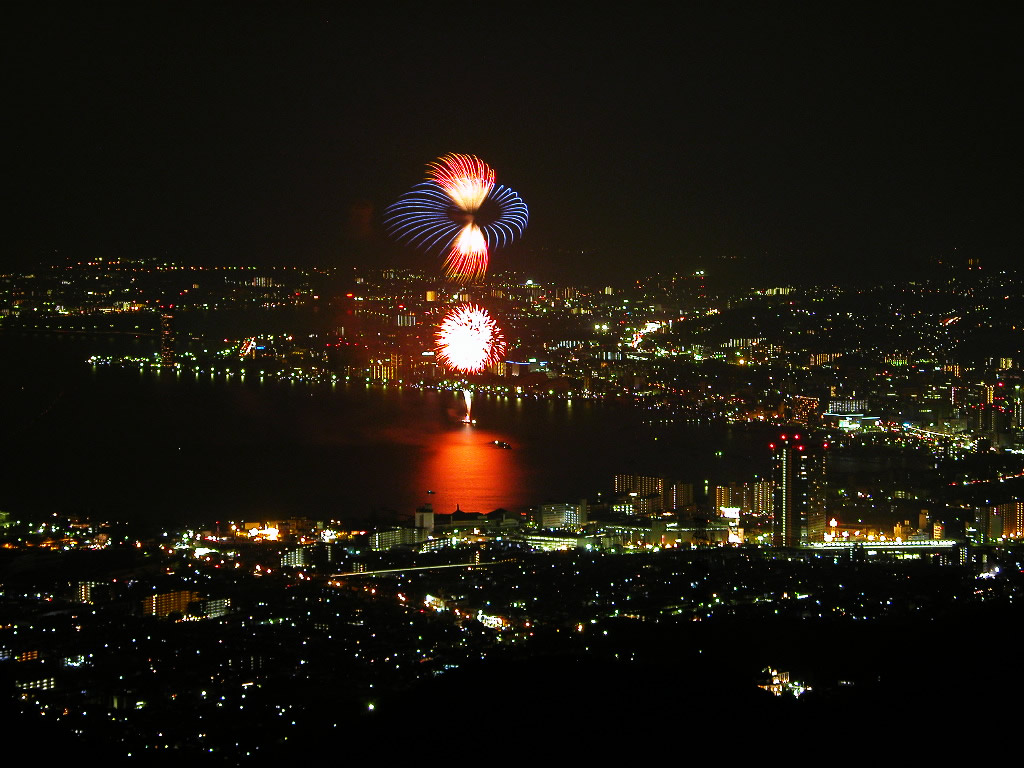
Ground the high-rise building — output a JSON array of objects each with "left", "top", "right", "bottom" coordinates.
[
  {"left": 415, "top": 504, "right": 435, "bottom": 534},
  {"left": 77, "top": 581, "right": 101, "bottom": 604},
  {"left": 369, "top": 527, "right": 415, "bottom": 551},
  {"left": 370, "top": 354, "right": 400, "bottom": 381},
  {"left": 714, "top": 483, "right": 737, "bottom": 512},
  {"left": 143, "top": 590, "right": 200, "bottom": 618},
  {"left": 663, "top": 482, "right": 694, "bottom": 512},
  {"left": 968, "top": 403, "right": 1011, "bottom": 437},
  {"left": 997, "top": 502, "right": 1024, "bottom": 538},
  {"left": 771, "top": 433, "right": 827, "bottom": 546},
  {"left": 806, "top": 448, "right": 829, "bottom": 543},
  {"left": 827, "top": 397, "right": 869, "bottom": 415},
  {"left": 534, "top": 500, "right": 588, "bottom": 530},
  {"left": 970, "top": 506, "right": 1003, "bottom": 544},
  {"left": 159, "top": 311, "right": 174, "bottom": 367},
  {"left": 752, "top": 480, "right": 774, "bottom": 517},
  {"left": 1011, "top": 386, "right": 1024, "bottom": 428},
  {"left": 772, "top": 435, "right": 804, "bottom": 547},
  {"left": 281, "top": 546, "right": 309, "bottom": 567},
  {"left": 613, "top": 474, "right": 665, "bottom": 516},
  {"left": 614, "top": 474, "right": 663, "bottom": 496}
]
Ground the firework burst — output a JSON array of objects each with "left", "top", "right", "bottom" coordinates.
[
  {"left": 427, "top": 153, "right": 495, "bottom": 210},
  {"left": 435, "top": 303, "right": 506, "bottom": 374},
  {"left": 385, "top": 154, "right": 528, "bottom": 284}
]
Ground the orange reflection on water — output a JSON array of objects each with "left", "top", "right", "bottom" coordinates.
[{"left": 415, "top": 424, "right": 525, "bottom": 516}]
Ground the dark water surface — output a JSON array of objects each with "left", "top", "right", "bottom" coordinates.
[{"left": 1, "top": 332, "right": 774, "bottom": 530}]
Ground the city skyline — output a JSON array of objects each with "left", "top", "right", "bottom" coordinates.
[{"left": 4, "top": 225, "right": 1024, "bottom": 760}]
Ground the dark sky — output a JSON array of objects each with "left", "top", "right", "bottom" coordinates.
[{"left": 8, "top": 3, "right": 1020, "bottom": 284}]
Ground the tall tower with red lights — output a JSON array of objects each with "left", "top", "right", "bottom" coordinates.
[{"left": 770, "top": 433, "right": 828, "bottom": 547}]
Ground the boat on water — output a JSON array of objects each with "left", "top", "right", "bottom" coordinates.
[{"left": 492, "top": 440, "right": 512, "bottom": 449}]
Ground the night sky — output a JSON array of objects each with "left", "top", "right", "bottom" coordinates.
[{"left": 9, "top": 3, "right": 1020, "bottom": 284}]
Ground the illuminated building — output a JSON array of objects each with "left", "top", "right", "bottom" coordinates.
[
  {"left": 203, "top": 598, "right": 231, "bottom": 618},
  {"left": 714, "top": 484, "right": 738, "bottom": 513},
  {"left": 827, "top": 396, "right": 869, "bottom": 415},
  {"left": 614, "top": 474, "right": 663, "bottom": 496},
  {"left": 77, "top": 581, "right": 101, "bottom": 604},
  {"left": 968, "top": 403, "right": 1011, "bottom": 438},
  {"left": 533, "top": 500, "right": 589, "bottom": 529},
  {"left": 790, "top": 395, "right": 820, "bottom": 426},
  {"left": 666, "top": 521, "right": 731, "bottom": 546},
  {"left": 370, "top": 353, "right": 401, "bottom": 381},
  {"left": 772, "top": 435, "right": 804, "bottom": 547},
  {"left": 613, "top": 474, "right": 665, "bottom": 516},
  {"left": 969, "top": 506, "right": 1003, "bottom": 544},
  {"left": 893, "top": 520, "right": 913, "bottom": 540},
  {"left": 771, "top": 434, "right": 828, "bottom": 546},
  {"left": 805, "top": 538, "right": 961, "bottom": 555},
  {"left": 521, "top": 531, "right": 589, "bottom": 551},
  {"left": 629, "top": 494, "right": 662, "bottom": 516},
  {"left": 159, "top": 311, "right": 174, "bottom": 367},
  {"left": 752, "top": 480, "right": 774, "bottom": 517},
  {"left": 16, "top": 678, "right": 56, "bottom": 691},
  {"left": 810, "top": 352, "right": 840, "bottom": 366},
  {"left": 724, "top": 337, "right": 766, "bottom": 349},
  {"left": 415, "top": 504, "right": 435, "bottom": 534},
  {"left": 281, "top": 546, "right": 309, "bottom": 567},
  {"left": 369, "top": 527, "right": 405, "bottom": 551},
  {"left": 714, "top": 482, "right": 755, "bottom": 514},
  {"left": 663, "top": 482, "right": 694, "bottom": 512},
  {"left": 369, "top": 526, "right": 423, "bottom": 551},
  {"left": 757, "top": 668, "right": 810, "bottom": 698},
  {"left": 997, "top": 502, "right": 1024, "bottom": 538},
  {"left": 951, "top": 385, "right": 978, "bottom": 411},
  {"left": 142, "top": 590, "right": 200, "bottom": 618},
  {"left": 806, "top": 448, "right": 829, "bottom": 543}
]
